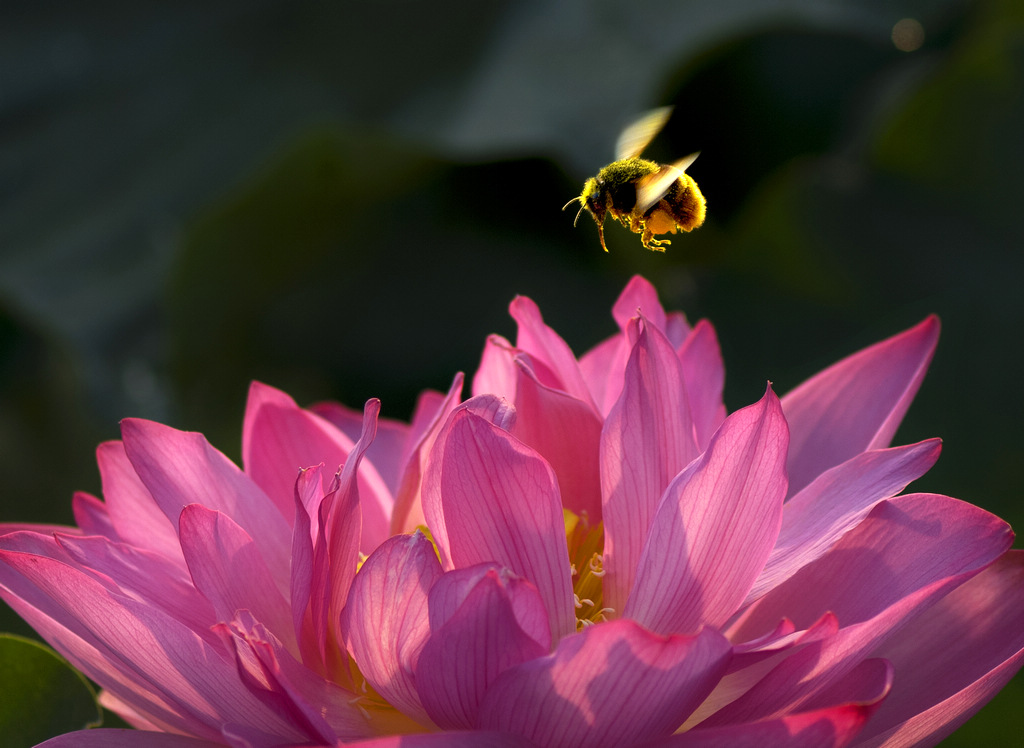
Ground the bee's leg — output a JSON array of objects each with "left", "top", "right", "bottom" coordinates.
[{"left": 640, "top": 223, "right": 669, "bottom": 252}]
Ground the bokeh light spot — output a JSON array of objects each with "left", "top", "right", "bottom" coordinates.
[{"left": 892, "top": 18, "right": 925, "bottom": 52}]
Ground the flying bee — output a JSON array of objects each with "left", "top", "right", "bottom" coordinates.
[{"left": 563, "top": 107, "right": 706, "bottom": 252}]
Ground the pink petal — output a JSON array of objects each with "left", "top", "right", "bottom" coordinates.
[
  {"left": 655, "top": 703, "right": 878, "bottom": 748},
  {"left": 677, "top": 319, "right": 727, "bottom": 451},
  {"left": 416, "top": 566, "right": 551, "bottom": 729},
  {"left": 37, "top": 731, "right": 226, "bottom": 748},
  {"left": 781, "top": 317, "right": 939, "bottom": 497},
  {"left": 611, "top": 275, "right": 674, "bottom": 337},
  {"left": 216, "top": 611, "right": 368, "bottom": 742},
  {"left": 686, "top": 614, "right": 840, "bottom": 731},
  {"left": 241, "top": 382, "right": 392, "bottom": 551},
  {"left": 290, "top": 465, "right": 322, "bottom": 670},
  {"left": 419, "top": 396, "right": 516, "bottom": 558},
  {"left": 308, "top": 399, "right": 410, "bottom": 497},
  {"left": 401, "top": 388, "right": 449, "bottom": 474},
  {"left": 578, "top": 332, "right": 629, "bottom": 417},
  {"left": 98, "top": 689, "right": 164, "bottom": 730},
  {"left": 96, "top": 440, "right": 183, "bottom": 564},
  {"left": 704, "top": 495, "right": 1012, "bottom": 727},
  {"left": 510, "top": 360, "right": 604, "bottom": 521},
  {"left": 471, "top": 334, "right": 519, "bottom": 402},
  {"left": 309, "top": 400, "right": 379, "bottom": 667},
  {"left": 477, "top": 619, "right": 731, "bottom": 748},
  {"left": 664, "top": 311, "right": 692, "bottom": 349},
  {"left": 602, "top": 316, "right": 700, "bottom": 616},
  {"left": 730, "top": 493, "right": 1013, "bottom": 642},
  {"left": 425, "top": 408, "right": 576, "bottom": 641},
  {"left": 510, "top": 295, "right": 596, "bottom": 408},
  {"left": 346, "top": 732, "right": 536, "bottom": 747},
  {"left": 390, "top": 373, "right": 465, "bottom": 534},
  {"left": 71, "top": 491, "right": 116, "bottom": 540},
  {"left": 0, "top": 550, "right": 302, "bottom": 743},
  {"left": 625, "top": 388, "right": 789, "bottom": 634},
  {"left": 341, "top": 532, "right": 442, "bottom": 728},
  {"left": 53, "top": 532, "right": 217, "bottom": 644},
  {"left": 424, "top": 564, "right": 550, "bottom": 649},
  {"left": 855, "top": 549, "right": 1024, "bottom": 747},
  {"left": 178, "top": 505, "right": 296, "bottom": 653},
  {"left": 744, "top": 439, "right": 942, "bottom": 606},
  {"left": 120, "top": 418, "right": 291, "bottom": 589}
]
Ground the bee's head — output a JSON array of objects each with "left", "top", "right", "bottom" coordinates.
[
  {"left": 563, "top": 177, "right": 606, "bottom": 228},
  {"left": 580, "top": 177, "right": 607, "bottom": 224}
]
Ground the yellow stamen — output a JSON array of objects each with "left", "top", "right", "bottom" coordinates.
[{"left": 564, "top": 509, "right": 611, "bottom": 630}]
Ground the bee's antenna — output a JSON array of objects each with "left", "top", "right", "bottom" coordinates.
[{"left": 563, "top": 196, "right": 588, "bottom": 227}]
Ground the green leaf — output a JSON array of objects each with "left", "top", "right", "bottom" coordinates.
[{"left": 0, "top": 634, "right": 100, "bottom": 747}]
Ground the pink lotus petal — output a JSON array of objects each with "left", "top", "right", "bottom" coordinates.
[
  {"left": 390, "top": 373, "right": 464, "bottom": 534},
  {"left": 705, "top": 495, "right": 1012, "bottom": 727},
  {"left": 782, "top": 316, "right": 939, "bottom": 497},
  {"left": 242, "top": 382, "right": 392, "bottom": 551},
  {"left": 308, "top": 399, "right": 410, "bottom": 497},
  {"left": 510, "top": 295, "right": 595, "bottom": 409},
  {"left": 477, "top": 618, "right": 731, "bottom": 748},
  {"left": 472, "top": 334, "right": 519, "bottom": 402},
  {"left": 425, "top": 408, "right": 576, "bottom": 641},
  {"left": 242, "top": 382, "right": 351, "bottom": 520},
  {"left": 0, "top": 549, "right": 301, "bottom": 743},
  {"left": 309, "top": 400, "right": 379, "bottom": 667},
  {"left": 341, "top": 532, "right": 442, "bottom": 728},
  {"left": 730, "top": 494, "right": 1013, "bottom": 641},
  {"left": 745, "top": 439, "right": 942, "bottom": 606},
  {"left": 178, "top": 505, "right": 296, "bottom": 653},
  {"left": 578, "top": 332, "right": 629, "bottom": 417},
  {"left": 216, "top": 611, "right": 368, "bottom": 742},
  {"left": 611, "top": 275, "right": 674, "bottom": 337},
  {"left": 424, "top": 564, "right": 550, "bottom": 649},
  {"left": 71, "top": 491, "right": 115, "bottom": 539},
  {"left": 97, "top": 440, "right": 183, "bottom": 564},
  {"left": 36, "top": 731, "right": 227, "bottom": 748},
  {"left": 346, "top": 732, "right": 536, "bottom": 747},
  {"left": 686, "top": 613, "right": 840, "bottom": 730},
  {"left": 417, "top": 566, "right": 550, "bottom": 729},
  {"left": 420, "top": 396, "right": 516, "bottom": 560},
  {"left": 798, "top": 657, "right": 894, "bottom": 714},
  {"left": 0, "top": 527, "right": 73, "bottom": 561},
  {"left": 290, "top": 464, "right": 322, "bottom": 670},
  {"left": 98, "top": 689, "right": 169, "bottom": 731},
  {"left": 510, "top": 359, "right": 604, "bottom": 521},
  {"left": 54, "top": 532, "right": 217, "bottom": 644},
  {"left": 120, "top": 418, "right": 292, "bottom": 589},
  {"left": 625, "top": 387, "right": 789, "bottom": 635},
  {"left": 400, "top": 388, "right": 448, "bottom": 474},
  {"left": 4, "top": 529, "right": 218, "bottom": 650},
  {"left": 855, "top": 550, "right": 1024, "bottom": 747},
  {"left": 654, "top": 703, "right": 879, "bottom": 748},
  {"left": 664, "top": 311, "right": 692, "bottom": 349},
  {"left": 677, "top": 319, "right": 727, "bottom": 451},
  {"left": 602, "top": 316, "right": 700, "bottom": 616}
]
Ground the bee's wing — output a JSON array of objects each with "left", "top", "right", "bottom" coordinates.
[
  {"left": 634, "top": 152, "right": 700, "bottom": 214},
  {"left": 614, "top": 107, "right": 673, "bottom": 161}
]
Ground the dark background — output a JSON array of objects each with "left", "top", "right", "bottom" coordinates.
[{"left": 1, "top": 0, "right": 1021, "bottom": 744}]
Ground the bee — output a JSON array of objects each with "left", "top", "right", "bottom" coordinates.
[{"left": 563, "top": 107, "right": 705, "bottom": 252}]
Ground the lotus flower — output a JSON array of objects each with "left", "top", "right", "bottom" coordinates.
[{"left": 1, "top": 276, "right": 1021, "bottom": 748}]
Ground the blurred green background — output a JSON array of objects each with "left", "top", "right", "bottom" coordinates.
[{"left": 1, "top": 0, "right": 1021, "bottom": 744}]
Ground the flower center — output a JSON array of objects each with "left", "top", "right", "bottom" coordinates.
[{"left": 564, "top": 509, "right": 611, "bottom": 629}]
